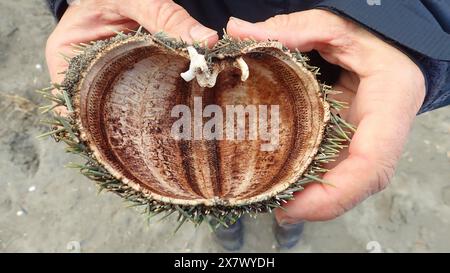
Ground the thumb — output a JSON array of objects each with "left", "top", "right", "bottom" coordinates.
[
  {"left": 227, "top": 10, "right": 394, "bottom": 83},
  {"left": 226, "top": 10, "right": 346, "bottom": 51},
  {"left": 119, "top": 0, "right": 218, "bottom": 45}
]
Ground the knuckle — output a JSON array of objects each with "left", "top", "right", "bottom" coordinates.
[
  {"left": 90, "top": 5, "right": 115, "bottom": 21},
  {"left": 269, "top": 14, "right": 291, "bottom": 27},
  {"left": 45, "top": 32, "right": 59, "bottom": 58},
  {"left": 316, "top": 200, "right": 348, "bottom": 221},
  {"left": 374, "top": 158, "right": 396, "bottom": 192},
  {"left": 407, "top": 63, "right": 426, "bottom": 95},
  {"left": 311, "top": 9, "right": 351, "bottom": 32},
  {"left": 356, "top": 155, "right": 396, "bottom": 194},
  {"left": 88, "top": 9, "right": 105, "bottom": 21},
  {"left": 329, "top": 202, "right": 348, "bottom": 220},
  {"left": 154, "top": 1, "right": 185, "bottom": 29},
  {"left": 81, "top": 0, "right": 123, "bottom": 22},
  {"left": 319, "top": 188, "right": 352, "bottom": 221},
  {"left": 395, "top": 64, "right": 426, "bottom": 114},
  {"left": 307, "top": 10, "right": 357, "bottom": 48}
]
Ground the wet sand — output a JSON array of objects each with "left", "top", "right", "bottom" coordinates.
[{"left": 1, "top": 0, "right": 449, "bottom": 252}]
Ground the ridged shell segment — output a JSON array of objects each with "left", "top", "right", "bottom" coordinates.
[{"left": 75, "top": 37, "right": 327, "bottom": 206}]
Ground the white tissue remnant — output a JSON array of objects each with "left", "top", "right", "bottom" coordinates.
[
  {"left": 180, "top": 47, "right": 205, "bottom": 82},
  {"left": 180, "top": 46, "right": 249, "bottom": 88},
  {"left": 180, "top": 46, "right": 218, "bottom": 88},
  {"left": 235, "top": 57, "right": 249, "bottom": 81}
]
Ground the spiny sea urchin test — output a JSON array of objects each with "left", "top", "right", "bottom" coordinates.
[{"left": 38, "top": 30, "right": 354, "bottom": 230}]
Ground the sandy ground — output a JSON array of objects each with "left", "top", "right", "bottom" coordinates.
[{"left": 1, "top": 0, "right": 449, "bottom": 253}]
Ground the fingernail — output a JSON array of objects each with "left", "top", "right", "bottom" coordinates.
[
  {"left": 190, "top": 25, "right": 217, "bottom": 42},
  {"left": 229, "top": 17, "right": 253, "bottom": 27}
]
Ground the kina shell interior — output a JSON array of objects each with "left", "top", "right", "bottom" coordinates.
[{"left": 74, "top": 37, "right": 328, "bottom": 206}]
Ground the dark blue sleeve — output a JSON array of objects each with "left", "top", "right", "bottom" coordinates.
[
  {"left": 46, "top": 0, "right": 450, "bottom": 113},
  {"left": 314, "top": 0, "right": 450, "bottom": 113},
  {"left": 46, "top": 0, "right": 68, "bottom": 21},
  {"left": 412, "top": 52, "right": 450, "bottom": 114}
]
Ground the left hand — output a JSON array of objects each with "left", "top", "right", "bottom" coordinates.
[
  {"left": 46, "top": 0, "right": 218, "bottom": 85},
  {"left": 45, "top": 0, "right": 218, "bottom": 116},
  {"left": 226, "top": 10, "right": 426, "bottom": 224}
]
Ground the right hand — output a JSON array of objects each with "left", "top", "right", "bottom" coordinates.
[
  {"left": 46, "top": 0, "right": 218, "bottom": 84},
  {"left": 227, "top": 10, "right": 426, "bottom": 224}
]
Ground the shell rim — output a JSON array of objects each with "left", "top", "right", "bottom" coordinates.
[
  {"left": 38, "top": 31, "right": 354, "bottom": 228},
  {"left": 72, "top": 35, "right": 330, "bottom": 207}
]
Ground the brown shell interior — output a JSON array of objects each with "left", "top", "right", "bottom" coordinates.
[{"left": 75, "top": 38, "right": 327, "bottom": 206}]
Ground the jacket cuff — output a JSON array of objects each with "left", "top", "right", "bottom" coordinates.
[
  {"left": 313, "top": 0, "right": 450, "bottom": 61},
  {"left": 414, "top": 56, "right": 450, "bottom": 114},
  {"left": 314, "top": 1, "right": 450, "bottom": 114},
  {"left": 46, "top": 0, "right": 68, "bottom": 21}
]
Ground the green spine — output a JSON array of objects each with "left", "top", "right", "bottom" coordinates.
[{"left": 37, "top": 30, "right": 355, "bottom": 230}]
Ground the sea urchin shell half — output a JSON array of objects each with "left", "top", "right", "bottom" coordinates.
[{"left": 39, "top": 32, "right": 354, "bottom": 228}]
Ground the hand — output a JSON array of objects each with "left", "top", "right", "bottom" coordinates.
[
  {"left": 46, "top": 0, "right": 218, "bottom": 84},
  {"left": 227, "top": 10, "right": 426, "bottom": 223}
]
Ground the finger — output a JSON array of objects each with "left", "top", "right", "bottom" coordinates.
[
  {"left": 46, "top": 20, "right": 138, "bottom": 83},
  {"left": 118, "top": 0, "right": 218, "bottom": 46},
  {"left": 275, "top": 74, "right": 425, "bottom": 224},
  {"left": 226, "top": 8, "right": 426, "bottom": 224},
  {"left": 226, "top": 10, "right": 394, "bottom": 77},
  {"left": 226, "top": 10, "right": 343, "bottom": 52},
  {"left": 46, "top": 6, "right": 139, "bottom": 84}
]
